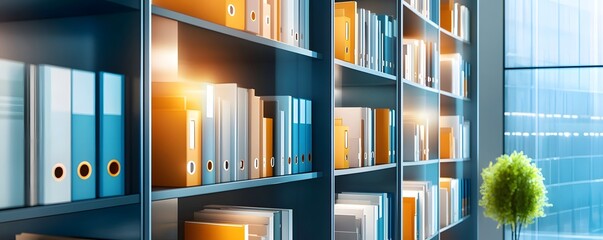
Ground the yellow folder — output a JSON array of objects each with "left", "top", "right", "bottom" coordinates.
[
  {"left": 375, "top": 109, "right": 391, "bottom": 165},
  {"left": 184, "top": 221, "right": 249, "bottom": 240},
  {"left": 403, "top": 197, "right": 417, "bottom": 240},
  {"left": 334, "top": 1, "right": 357, "bottom": 64},
  {"left": 153, "top": 0, "right": 246, "bottom": 31},
  {"left": 152, "top": 96, "right": 202, "bottom": 187},
  {"left": 335, "top": 119, "right": 350, "bottom": 169},
  {"left": 262, "top": 117, "right": 274, "bottom": 177},
  {"left": 440, "top": 127, "right": 454, "bottom": 159}
]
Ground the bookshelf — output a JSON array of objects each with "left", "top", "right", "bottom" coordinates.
[{"left": 0, "top": 0, "right": 477, "bottom": 239}]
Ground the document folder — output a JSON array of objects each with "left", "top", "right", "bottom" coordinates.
[
  {"left": 98, "top": 72, "right": 124, "bottom": 197},
  {"left": 71, "top": 70, "right": 96, "bottom": 201}
]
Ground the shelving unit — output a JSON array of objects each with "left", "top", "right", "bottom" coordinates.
[{"left": 0, "top": 0, "right": 477, "bottom": 239}]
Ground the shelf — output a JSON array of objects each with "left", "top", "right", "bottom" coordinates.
[
  {"left": 402, "top": 79, "right": 440, "bottom": 94},
  {"left": 0, "top": 195, "right": 140, "bottom": 224},
  {"left": 0, "top": 0, "right": 139, "bottom": 22},
  {"left": 440, "top": 215, "right": 471, "bottom": 233},
  {"left": 440, "top": 90, "right": 470, "bottom": 101},
  {"left": 152, "top": 5, "right": 321, "bottom": 59},
  {"left": 440, "top": 28, "right": 470, "bottom": 44},
  {"left": 334, "top": 163, "right": 397, "bottom": 177},
  {"left": 401, "top": 2, "right": 439, "bottom": 30},
  {"left": 440, "top": 158, "right": 471, "bottom": 163},
  {"left": 401, "top": 159, "right": 439, "bottom": 167},
  {"left": 335, "top": 59, "right": 396, "bottom": 87},
  {"left": 427, "top": 233, "right": 439, "bottom": 240},
  {"left": 152, "top": 172, "right": 322, "bottom": 201}
]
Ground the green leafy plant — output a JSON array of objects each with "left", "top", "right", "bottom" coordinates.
[{"left": 479, "top": 151, "right": 551, "bottom": 240}]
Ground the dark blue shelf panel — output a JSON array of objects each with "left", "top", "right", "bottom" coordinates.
[
  {"left": 152, "top": 172, "right": 322, "bottom": 201},
  {"left": 335, "top": 59, "right": 397, "bottom": 87},
  {"left": 440, "top": 215, "right": 471, "bottom": 233},
  {"left": 334, "top": 163, "right": 397, "bottom": 176},
  {"left": 0, "top": 0, "right": 139, "bottom": 22},
  {"left": 0, "top": 195, "right": 140, "bottom": 224},
  {"left": 152, "top": 5, "right": 321, "bottom": 59}
]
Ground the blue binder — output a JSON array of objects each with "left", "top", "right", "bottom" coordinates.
[
  {"left": 202, "top": 85, "right": 216, "bottom": 185},
  {"left": 71, "top": 70, "right": 96, "bottom": 201},
  {"left": 98, "top": 72, "right": 124, "bottom": 197},
  {"left": 0, "top": 59, "right": 25, "bottom": 209},
  {"left": 305, "top": 99, "right": 312, "bottom": 172},
  {"left": 291, "top": 98, "right": 299, "bottom": 174},
  {"left": 298, "top": 99, "right": 306, "bottom": 173},
  {"left": 38, "top": 65, "right": 72, "bottom": 204}
]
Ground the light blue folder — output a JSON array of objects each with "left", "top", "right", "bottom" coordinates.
[
  {"left": 38, "top": 65, "right": 72, "bottom": 204},
  {"left": 71, "top": 70, "right": 96, "bottom": 201},
  {"left": 98, "top": 72, "right": 124, "bottom": 197},
  {"left": 0, "top": 59, "right": 25, "bottom": 209},
  {"left": 299, "top": 99, "right": 306, "bottom": 173},
  {"left": 305, "top": 99, "right": 312, "bottom": 172},
  {"left": 202, "top": 85, "right": 216, "bottom": 185},
  {"left": 292, "top": 98, "right": 299, "bottom": 174}
]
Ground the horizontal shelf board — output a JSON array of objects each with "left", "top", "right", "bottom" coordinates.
[
  {"left": 334, "top": 163, "right": 397, "bottom": 176},
  {"left": 440, "top": 90, "right": 471, "bottom": 101},
  {"left": 0, "top": 195, "right": 140, "bottom": 224},
  {"left": 440, "top": 158, "right": 471, "bottom": 163},
  {"left": 402, "top": 2, "right": 439, "bottom": 30},
  {"left": 152, "top": 172, "right": 321, "bottom": 201},
  {"left": 335, "top": 59, "right": 397, "bottom": 87},
  {"left": 401, "top": 159, "right": 439, "bottom": 166},
  {"left": 439, "top": 215, "right": 471, "bottom": 233},
  {"left": 440, "top": 28, "right": 470, "bottom": 44},
  {"left": 0, "top": 0, "right": 139, "bottom": 22},
  {"left": 402, "top": 79, "right": 440, "bottom": 94},
  {"left": 152, "top": 6, "right": 320, "bottom": 59},
  {"left": 427, "top": 233, "right": 439, "bottom": 240}
]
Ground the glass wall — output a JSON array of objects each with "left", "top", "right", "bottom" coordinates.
[{"left": 505, "top": 0, "right": 603, "bottom": 239}]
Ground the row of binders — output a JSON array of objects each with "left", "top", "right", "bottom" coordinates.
[
  {"left": 335, "top": 192, "right": 391, "bottom": 240},
  {"left": 403, "top": 181, "right": 438, "bottom": 240},
  {"left": 153, "top": 0, "right": 310, "bottom": 49},
  {"left": 186, "top": 205, "right": 293, "bottom": 240},
  {"left": 152, "top": 82, "right": 312, "bottom": 188},
  {"left": 404, "top": 0, "right": 434, "bottom": 21},
  {"left": 440, "top": 53, "right": 471, "bottom": 98},
  {"left": 335, "top": 1, "right": 398, "bottom": 75},
  {"left": 440, "top": 178, "right": 471, "bottom": 228},
  {"left": 441, "top": 0, "right": 470, "bottom": 42},
  {"left": 0, "top": 59, "right": 125, "bottom": 210},
  {"left": 334, "top": 108, "right": 396, "bottom": 170},
  {"left": 402, "top": 116, "right": 430, "bottom": 162},
  {"left": 440, "top": 116, "right": 470, "bottom": 159},
  {"left": 403, "top": 39, "right": 439, "bottom": 89}
]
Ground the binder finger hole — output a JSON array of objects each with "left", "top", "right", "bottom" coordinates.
[
  {"left": 207, "top": 160, "right": 214, "bottom": 172},
  {"left": 254, "top": 158, "right": 259, "bottom": 169},
  {"left": 78, "top": 161, "right": 92, "bottom": 180},
  {"left": 295, "top": 156, "right": 298, "bottom": 164},
  {"left": 288, "top": 157, "right": 291, "bottom": 165},
  {"left": 107, "top": 159, "right": 121, "bottom": 177},
  {"left": 187, "top": 161, "right": 196, "bottom": 175},
  {"left": 251, "top": 11, "right": 256, "bottom": 21},
  {"left": 52, "top": 163, "right": 66, "bottom": 182},
  {"left": 228, "top": 4, "right": 235, "bottom": 17},
  {"left": 266, "top": 16, "right": 270, "bottom": 25},
  {"left": 239, "top": 159, "right": 245, "bottom": 170},
  {"left": 270, "top": 157, "right": 275, "bottom": 168},
  {"left": 223, "top": 160, "right": 229, "bottom": 171},
  {"left": 302, "top": 154, "right": 305, "bottom": 163},
  {"left": 309, "top": 154, "right": 312, "bottom": 162}
]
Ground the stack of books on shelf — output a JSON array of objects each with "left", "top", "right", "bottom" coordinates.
[
  {"left": 402, "top": 39, "right": 439, "bottom": 88},
  {"left": 334, "top": 1, "right": 398, "bottom": 75},
  {"left": 439, "top": 178, "right": 470, "bottom": 228},
  {"left": 403, "top": 116, "right": 430, "bottom": 162},
  {"left": 404, "top": 0, "right": 432, "bottom": 20},
  {"left": 153, "top": 0, "right": 311, "bottom": 49},
  {"left": 334, "top": 108, "right": 396, "bottom": 170},
  {"left": 440, "top": 53, "right": 470, "bottom": 98},
  {"left": 0, "top": 59, "right": 126, "bottom": 210},
  {"left": 403, "top": 181, "right": 438, "bottom": 240},
  {"left": 152, "top": 82, "right": 313, "bottom": 188},
  {"left": 439, "top": 116, "right": 470, "bottom": 160},
  {"left": 335, "top": 192, "right": 391, "bottom": 240},
  {"left": 441, "top": 0, "right": 470, "bottom": 41},
  {"left": 186, "top": 205, "right": 293, "bottom": 240}
]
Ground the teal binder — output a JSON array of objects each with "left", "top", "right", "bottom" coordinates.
[
  {"left": 0, "top": 59, "right": 25, "bottom": 209},
  {"left": 71, "top": 69, "right": 96, "bottom": 201},
  {"left": 305, "top": 99, "right": 312, "bottom": 172},
  {"left": 299, "top": 99, "right": 306, "bottom": 173},
  {"left": 98, "top": 72, "right": 124, "bottom": 197}
]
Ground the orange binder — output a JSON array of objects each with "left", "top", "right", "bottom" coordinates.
[
  {"left": 334, "top": 119, "right": 350, "bottom": 169},
  {"left": 152, "top": 96, "right": 202, "bottom": 187},
  {"left": 440, "top": 0, "right": 454, "bottom": 32},
  {"left": 261, "top": 117, "right": 274, "bottom": 177},
  {"left": 440, "top": 127, "right": 454, "bottom": 159},
  {"left": 375, "top": 109, "right": 391, "bottom": 165},
  {"left": 334, "top": 10, "right": 352, "bottom": 63},
  {"left": 184, "top": 221, "right": 249, "bottom": 240},
  {"left": 153, "top": 0, "right": 246, "bottom": 31},
  {"left": 334, "top": 1, "right": 357, "bottom": 64},
  {"left": 403, "top": 197, "right": 417, "bottom": 240}
]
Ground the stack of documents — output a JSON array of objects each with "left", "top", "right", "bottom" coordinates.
[
  {"left": 440, "top": 177, "right": 470, "bottom": 228},
  {"left": 334, "top": 1, "right": 398, "bottom": 75},
  {"left": 440, "top": 53, "right": 470, "bottom": 98},
  {"left": 402, "top": 115, "right": 430, "bottom": 162},
  {"left": 402, "top": 39, "right": 439, "bottom": 88},
  {"left": 439, "top": 116, "right": 470, "bottom": 160},
  {"left": 334, "top": 108, "right": 396, "bottom": 170},
  {"left": 335, "top": 192, "right": 391, "bottom": 240},
  {"left": 403, "top": 181, "right": 438, "bottom": 240},
  {"left": 186, "top": 205, "right": 293, "bottom": 240}
]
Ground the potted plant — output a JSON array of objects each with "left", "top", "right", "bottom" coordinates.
[{"left": 479, "top": 151, "right": 551, "bottom": 240}]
